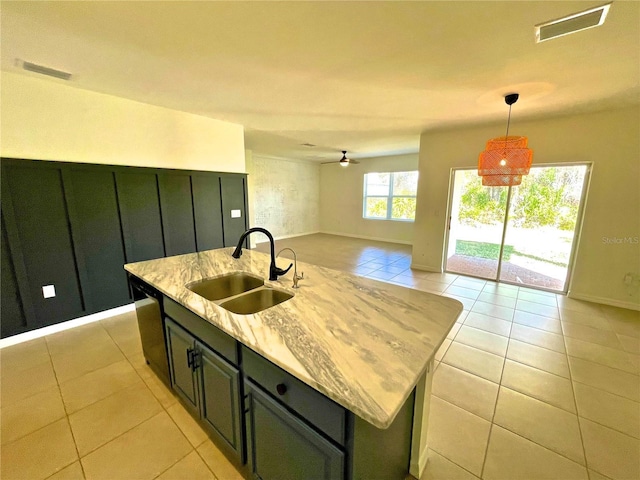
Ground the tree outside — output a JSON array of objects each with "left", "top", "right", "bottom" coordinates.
[
  {"left": 448, "top": 165, "right": 588, "bottom": 290},
  {"left": 459, "top": 166, "right": 583, "bottom": 232},
  {"left": 364, "top": 171, "right": 418, "bottom": 220}
]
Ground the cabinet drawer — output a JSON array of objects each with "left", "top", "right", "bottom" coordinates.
[
  {"left": 164, "top": 297, "right": 238, "bottom": 365},
  {"left": 242, "top": 346, "right": 346, "bottom": 446},
  {"left": 245, "top": 379, "right": 345, "bottom": 480}
]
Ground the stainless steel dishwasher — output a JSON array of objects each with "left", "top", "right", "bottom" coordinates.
[{"left": 129, "top": 274, "right": 170, "bottom": 386}]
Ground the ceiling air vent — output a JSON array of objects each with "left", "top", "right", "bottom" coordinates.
[
  {"left": 535, "top": 2, "right": 612, "bottom": 43},
  {"left": 21, "top": 61, "right": 72, "bottom": 80}
]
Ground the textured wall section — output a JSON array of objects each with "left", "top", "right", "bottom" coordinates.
[{"left": 246, "top": 153, "right": 320, "bottom": 240}]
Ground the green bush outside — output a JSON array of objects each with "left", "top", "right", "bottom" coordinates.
[{"left": 458, "top": 167, "right": 583, "bottom": 231}]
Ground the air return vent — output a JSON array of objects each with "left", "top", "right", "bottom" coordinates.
[
  {"left": 22, "top": 61, "right": 72, "bottom": 80},
  {"left": 535, "top": 2, "right": 611, "bottom": 43}
]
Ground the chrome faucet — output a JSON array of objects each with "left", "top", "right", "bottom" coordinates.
[
  {"left": 277, "top": 248, "right": 304, "bottom": 288},
  {"left": 231, "top": 227, "right": 292, "bottom": 281}
]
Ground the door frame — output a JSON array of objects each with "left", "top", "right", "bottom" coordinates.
[{"left": 443, "top": 162, "right": 592, "bottom": 294}]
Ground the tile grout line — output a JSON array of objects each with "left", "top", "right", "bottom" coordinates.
[
  {"left": 51, "top": 322, "right": 174, "bottom": 466},
  {"left": 479, "top": 321, "right": 512, "bottom": 479},
  {"left": 64, "top": 319, "right": 220, "bottom": 479},
  {"left": 114, "top": 325, "right": 222, "bottom": 480},
  {"left": 426, "top": 396, "right": 490, "bottom": 479},
  {"left": 193, "top": 440, "right": 223, "bottom": 480},
  {"left": 43, "top": 333, "right": 89, "bottom": 480},
  {"left": 562, "top": 311, "right": 592, "bottom": 475}
]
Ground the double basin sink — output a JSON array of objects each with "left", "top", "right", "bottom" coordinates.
[{"left": 186, "top": 272, "right": 293, "bottom": 315}]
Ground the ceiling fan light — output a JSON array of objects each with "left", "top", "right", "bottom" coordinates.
[{"left": 339, "top": 159, "right": 349, "bottom": 167}]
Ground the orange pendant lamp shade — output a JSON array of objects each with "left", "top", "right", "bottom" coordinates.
[
  {"left": 478, "top": 94, "right": 533, "bottom": 186},
  {"left": 481, "top": 173, "right": 523, "bottom": 186}
]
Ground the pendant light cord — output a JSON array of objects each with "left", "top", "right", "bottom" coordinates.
[{"left": 501, "top": 103, "right": 513, "bottom": 156}]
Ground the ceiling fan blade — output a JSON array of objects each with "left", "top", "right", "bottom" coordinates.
[
  {"left": 350, "top": 159, "right": 360, "bottom": 164},
  {"left": 321, "top": 161, "right": 338, "bottom": 165}
]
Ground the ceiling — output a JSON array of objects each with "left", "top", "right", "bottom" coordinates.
[{"left": 1, "top": 1, "right": 639, "bottom": 163}]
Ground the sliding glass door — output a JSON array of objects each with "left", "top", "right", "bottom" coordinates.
[
  {"left": 446, "top": 170, "right": 508, "bottom": 280},
  {"left": 446, "top": 165, "right": 589, "bottom": 293}
]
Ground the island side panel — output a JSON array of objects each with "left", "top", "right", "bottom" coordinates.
[
  {"left": 409, "top": 359, "right": 435, "bottom": 478},
  {"left": 348, "top": 388, "right": 415, "bottom": 480}
]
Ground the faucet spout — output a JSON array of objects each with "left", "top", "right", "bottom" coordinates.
[
  {"left": 277, "top": 247, "right": 304, "bottom": 288},
  {"left": 231, "top": 227, "right": 292, "bottom": 281}
]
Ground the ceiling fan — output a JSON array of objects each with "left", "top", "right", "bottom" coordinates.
[{"left": 322, "top": 151, "right": 360, "bottom": 167}]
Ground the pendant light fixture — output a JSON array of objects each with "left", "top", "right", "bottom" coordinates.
[{"left": 478, "top": 93, "right": 533, "bottom": 186}]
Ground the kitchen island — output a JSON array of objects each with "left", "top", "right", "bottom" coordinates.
[{"left": 125, "top": 247, "right": 463, "bottom": 479}]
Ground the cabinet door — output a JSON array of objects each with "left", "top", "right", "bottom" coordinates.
[
  {"left": 116, "top": 171, "right": 165, "bottom": 262},
  {"left": 191, "top": 174, "right": 224, "bottom": 251},
  {"left": 3, "top": 165, "right": 84, "bottom": 327},
  {"left": 245, "top": 380, "right": 345, "bottom": 480},
  {"left": 158, "top": 173, "right": 197, "bottom": 256},
  {"left": 197, "top": 342, "right": 243, "bottom": 460},
  {"left": 220, "top": 176, "right": 247, "bottom": 247},
  {"left": 65, "top": 168, "right": 130, "bottom": 311},
  {"left": 165, "top": 318, "right": 198, "bottom": 411}
]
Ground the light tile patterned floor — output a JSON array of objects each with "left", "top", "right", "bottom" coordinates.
[{"left": 0, "top": 233, "right": 638, "bottom": 480}]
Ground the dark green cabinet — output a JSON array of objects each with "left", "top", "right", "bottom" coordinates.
[
  {"left": 244, "top": 379, "right": 345, "bottom": 480},
  {"left": 192, "top": 174, "right": 224, "bottom": 251},
  {"left": 161, "top": 300, "right": 414, "bottom": 480},
  {"left": 165, "top": 317, "right": 199, "bottom": 411},
  {"left": 116, "top": 171, "right": 165, "bottom": 263},
  {"left": 165, "top": 317, "right": 243, "bottom": 461},
  {"left": 64, "top": 169, "right": 130, "bottom": 311},
  {"left": 158, "top": 173, "right": 197, "bottom": 256},
  {"left": 199, "top": 341, "right": 243, "bottom": 456}
]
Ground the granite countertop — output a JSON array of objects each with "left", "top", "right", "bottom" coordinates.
[{"left": 125, "top": 248, "right": 463, "bottom": 429}]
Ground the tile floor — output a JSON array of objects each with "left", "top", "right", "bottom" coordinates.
[{"left": 1, "top": 233, "right": 638, "bottom": 480}]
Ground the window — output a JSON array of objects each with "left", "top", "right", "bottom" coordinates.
[{"left": 363, "top": 171, "right": 419, "bottom": 221}]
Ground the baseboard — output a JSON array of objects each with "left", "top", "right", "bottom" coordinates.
[
  {"left": 409, "top": 263, "right": 442, "bottom": 273},
  {"left": 409, "top": 443, "right": 429, "bottom": 478},
  {"left": 254, "top": 230, "right": 321, "bottom": 244},
  {"left": 567, "top": 293, "right": 640, "bottom": 311},
  {"left": 319, "top": 230, "right": 413, "bottom": 246},
  {"left": 0, "top": 303, "right": 135, "bottom": 349}
]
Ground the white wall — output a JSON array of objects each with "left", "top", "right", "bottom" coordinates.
[
  {"left": 245, "top": 152, "right": 320, "bottom": 242},
  {"left": 0, "top": 72, "right": 246, "bottom": 172},
  {"left": 320, "top": 154, "right": 418, "bottom": 244},
  {"left": 413, "top": 107, "right": 640, "bottom": 309}
]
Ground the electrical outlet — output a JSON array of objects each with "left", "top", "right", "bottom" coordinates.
[
  {"left": 231, "top": 209, "right": 242, "bottom": 218},
  {"left": 42, "top": 285, "right": 56, "bottom": 299}
]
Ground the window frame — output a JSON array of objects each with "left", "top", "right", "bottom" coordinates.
[{"left": 362, "top": 171, "right": 418, "bottom": 222}]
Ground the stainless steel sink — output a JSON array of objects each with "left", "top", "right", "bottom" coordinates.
[
  {"left": 187, "top": 272, "right": 264, "bottom": 301},
  {"left": 218, "top": 288, "right": 294, "bottom": 315}
]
